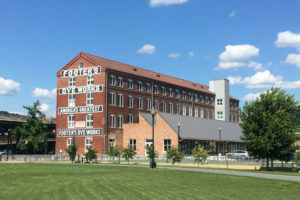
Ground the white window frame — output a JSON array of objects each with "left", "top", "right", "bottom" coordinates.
[
  {"left": 206, "top": 97, "right": 209, "bottom": 104},
  {"left": 169, "top": 102, "right": 173, "bottom": 114},
  {"left": 128, "top": 114, "right": 133, "bottom": 123},
  {"left": 69, "top": 77, "right": 76, "bottom": 87},
  {"left": 110, "top": 75, "right": 115, "bottom": 86},
  {"left": 67, "top": 138, "right": 73, "bottom": 150},
  {"left": 129, "top": 138, "right": 136, "bottom": 150},
  {"left": 154, "top": 85, "right": 158, "bottom": 94},
  {"left": 109, "top": 138, "right": 115, "bottom": 147},
  {"left": 194, "top": 94, "right": 198, "bottom": 102},
  {"left": 137, "top": 81, "right": 143, "bottom": 91},
  {"left": 217, "top": 99, "right": 223, "bottom": 105},
  {"left": 86, "top": 114, "right": 93, "bottom": 128},
  {"left": 182, "top": 91, "right": 186, "bottom": 100},
  {"left": 169, "top": 88, "right": 173, "bottom": 97},
  {"left": 128, "top": 96, "right": 133, "bottom": 108},
  {"left": 194, "top": 107, "right": 198, "bottom": 117},
  {"left": 109, "top": 115, "right": 116, "bottom": 128},
  {"left": 138, "top": 97, "right": 143, "bottom": 110},
  {"left": 118, "top": 115, "right": 123, "bottom": 128},
  {"left": 86, "top": 92, "right": 94, "bottom": 105},
  {"left": 85, "top": 138, "right": 92, "bottom": 152},
  {"left": 163, "top": 139, "right": 171, "bottom": 152},
  {"left": 146, "top": 99, "right": 151, "bottom": 110},
  {"left": 87, "top": 74, "right": 94, "bottom": 85},
  {"left": 176, "top": 104, "right": 180, "bottom": 115},
  {"left": 200, "top": 108, "right": 204, "bottom": 118},
  {"left": 175, "top": 90, "right": 179, "bottom": 98},
  {"left": 217, "top": 111, "right": 223, "bottom": 120},
  {"left": 110, "top": 93, "right": 115, "bottom": 106},
  {"left": 68, "top": 94, "right": 75, "bottom": 107},
  {"left": 118, "top": 94, "right": 123, "bottom": 107},
  {"left": 188, "top": 106, "right": 192, "bottom": 116},
  {"left": 162, "top": 102, "right": 166, "bottom": 112},
  {"left": 206, "top": 109, "right": 209, "bottom": 119},
  {"left": 200, "top": 95, "right": 204, "bottom": 103},
  {"left": 182, "top": 104, "right": 186, "bottom": 116},
  {"left": 146, "top": 83, "right": 151, "bottom": 93},
  {"left": 117, "top": 77, "right": 123, "bottom": 87},
  {"left": 188, "top": 92, "right": 192, "bottom": 101},
  {"left": 68, "top": 115, "right": 75, "bottom": 128},
  {"left": 128, "top": 79, "right": 133, "bottom": 89},
  {"left": 161, "top": 87, "right": 166, "bottom": 96},
  {"left": 154, "top": 100, "right": 159, "bottom": 110}
]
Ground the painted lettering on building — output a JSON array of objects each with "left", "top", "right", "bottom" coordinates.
[
  {"left": 61, "top": 66, "right": 101, "bottom": 77},
  {"left": 58, "top": 85, "right": 103, "bottom": 95},
  {"left": 58, "top": 105, "right": 103, "bottom": 114},
  {"left": 58, "top": 129, "right": 102, "bottom": 136}
]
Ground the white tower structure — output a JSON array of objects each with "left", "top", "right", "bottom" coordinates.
[{"left": 209, "top": 79, "right": 229, "bottom": 121}]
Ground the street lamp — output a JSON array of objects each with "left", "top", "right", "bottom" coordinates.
[{"left": 150, "top": 108, "right": 156, "bottom": 168}]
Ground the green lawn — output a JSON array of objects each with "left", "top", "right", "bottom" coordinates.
[{"left": 0, "top": 163, "right": 300, "bottom": 200}]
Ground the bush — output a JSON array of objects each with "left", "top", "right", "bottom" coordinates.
[
  {"left": 166, "top": 146, "right": 184, "bottom": 165},
  {"left": 121, "top": 146, "right": 136, "bottom": 164},
  {"left": 84, "top": 148, "right": 98, "bottom": 163},
  {"left": 145, "top": 145, "right": 157, "bottom": 160},
  {"left": 107, "top": 146, "right": 121, "bottom": 163},
  {"left": 295, "top": 151, "right": 300, "bottom": 167},
  {"left": 66, "top": 140, "right": 77, "bottom": 163},
  {"left": 191, "top": 145, "right": 209, "bottom": 166}
]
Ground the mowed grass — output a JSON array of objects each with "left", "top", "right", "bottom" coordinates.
[{"left": 0, "top": 163, "right": 300, "bottom": 200}]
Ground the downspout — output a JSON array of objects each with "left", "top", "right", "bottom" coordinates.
[
  {"left": 152, "top": 81, "right": 154, "bottom": 109},
  {"left": 192, "top": 91, "right": 194, "bottom": 117},
  {"left": 104, "top": 69, "right": 109, "bottom": 155}
]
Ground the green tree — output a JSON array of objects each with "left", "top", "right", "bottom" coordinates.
[
  {"left": 84, "top": 148, "right": 98, "bottom": 163},
  {"left": 166, "top": 146, "right": 184, "bottom": 165},
  {"left": 107, "top": 146, "right": 121, "bottom": 163},
  {"left": 66, "top": 138, "right": 77, "bottom": 163},
  {"left": 145, "top": 145, "right": 157, "bottom": 160},
  {"left": 240, "top": 88, "right": 298, "bottom": 168},
  {"left": 12, "top": 101, "right": 47, "bottom": 154},
  {"left": 121, "top": 146, "right": 136, "bottom": 164},
  {"left": 192, "top": 145, "right": 209, "bottom": 166}
]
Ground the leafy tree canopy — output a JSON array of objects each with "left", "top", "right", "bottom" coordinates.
[{"left": 166, "top": 146, "right": 184, "bottom": 165}]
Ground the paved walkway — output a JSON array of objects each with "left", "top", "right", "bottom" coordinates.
[{"left": 100, "top": 164, "right": 300, "bottom": 182}]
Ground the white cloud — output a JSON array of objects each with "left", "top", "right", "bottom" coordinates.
[
  {"left": 168, "top": 53, "right": 180, "bottom": 58},
  {"left": 188, "top": 51, "right": 194, "bottom": 57},
  {"left": 284, "top": 54, "right": 300, "bottom": 68},
  {"left": 0, "top": 77, "right": 20, "bottom": 96},
  {"left": 227, "top": 70, "right": 300, "bottom": 89},
  {"left": 39, "top": 103, "right": 50, "bottom": 112},
  {"left": 275, "top": 31, "right": 300, "bottom": 50},
  {"left": 150, "top": 0, "right": 188, "bottom": 7},
  {"left": 137, "top": 44, "right": 155, "bottom": 54},
  {"left": 32, "top": 88, "right": 56, "bottom": 100},
  {"left": 242, "top": 92, "right": 262, "bottom": 102},
  {"left": 217, "top": 44, "right": 262, "bottom": 70},
  {"left": 229, "top": 10, "right": 236, "bottom": 17}
]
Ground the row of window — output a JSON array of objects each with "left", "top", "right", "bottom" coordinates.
[
  {"left": 109, "top": 75, "right": 214, "bottom": 104},
  {"left": 68, "top": 114, "right": 93, "bottom": 128},
  {"left": 108, "top": 138, "right": 171, "bottom": 152},
  {"left": 68, "top": 93, "right": 93, "bottom": 107},
  {"left": 67, "top": 138, "right": 92, "bottom": 152},
  {"left": 69, "top": 75, "right": 94, "bottom": 87},
  {"left": 109, "top": 114, "right": 133, "bottom": 128}
]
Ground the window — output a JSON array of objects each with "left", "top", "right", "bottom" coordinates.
[
  {"left": 68, "top": 115, "right": 75, "bottom": 128},
  {"left": 210, "top": 110, "right": 214, "bottom": 119},
  {"left": 217, "top": 99, "right": 223, "bottom": 105},
  {"left": 194, "top": 107, "right": 198, "bottom": 117},
  {"left": 162, "top": 102, "right": 166, "bottom": 112},
  {"left": 109, "top": 75, "right": 115, "bottom": 86},
  {"left": 68, "top": 94, "right": 75, "bottom": 107},
  {"left": 189, "top": 106, "right": 192, "bottom": 116},
  {"left": 109, "top": 115, "right": 115, "bottom": 128},
  {"left": 154, "top": 85, "right": 158, "bottom": 94},
  {"left": 154, "top": 100, "right": 159, "bottom": 110},
  {"left": 87, "top": 75, "right": 94, "bottom": 85},
  {"left": 69, "top": 77, "right": 76, "bottom": 87},
  {"left": 146, "top": 99, "right": 151, "bottom": 110},
  {"left": 85, "top": 138, "right": 92, "bottom": 152},
  {"left": 86, "top": 93, "right": 94, "bottom": 105},
  {"left": 182, "top": 104, "right": 186, "bottom": 116},
  {"left": 169, "top": 88, "right": 173, "bottom": 97},
  {"left": 138, "top": 97, "right": 143, "bottom": 110},
  {"left": 128, "top": 114, "right": 133, "bottom": 123},
  {"left": 129, "top": 139, "right": 136, "bottom": 150},
  {"left": 182, "top": 91, "right": 186, "bottom": 100},
  {"left": 67, "top": 138, "right": 73, "bottom": 150},
  {"left": 109, "top": 138, "right": 115, "bottom": 147},
  {"left": 137, "top": 81, "right": 143, "bottom": 91},
  {"left": 164, "top": 139, "right": 171, "bottom": 151},
  {"left": 175, "top": 104, "right": 180, "bottom": 115},
  {"left": 118, "top": 94, "right": 123, "bottom": 107},
  {"left": 235, "top": 104, "right": 238, "bottom": 110},
  {"left": 118, "top": 77, "right": 123, "bottom": 87},
  {"left": 128, "top": 79, "right": 133, "bottom": 89},
  {"left": 86, "top": 114, "right": 93, "bottom": 128},
  {"left": 169, "top": 103, "right": 173, "bottom": 114},
  {"left": 194, "top": 94, "right": 198, "bottom": 102},
  {"left": 110, "top": 93, "right": 115, "bottom": 106},
  {"left": 146, "top": 83, "right": 151, "bottom": 92},
  {"left": 206, "top": 109, "right": 209, "bottom": 119},
  {"left": 200, "top": 108, "right": 204, "bottom": 118},
  {"left": 205, "top": 97, "right": 209, "bottom": 104},
  {"left": 217, "top": 111, "right": 223, "bottom": 120},
  {"left": 188, "top": 92, "right": 192, "bottom": 101},
  {"left": 161, "top": 87, "right": 166, "bottom": 96},
  {"left": 211, "top": 98, "right": 214, "bottom": 105},
  {"left": 200, "top": 95, "right": 203, "bottom": 103},
  {"left": 175, "top": 90, "right": 179, "bottom": 98},
  {"left": 118, "top": 115, "right": 123, "bottom": 128},
  {"left": 128, "top": 96, "right": 133, "bottom": 108},
  {"left": 230, "top": 102, "right": 233, "bottom": 109}
]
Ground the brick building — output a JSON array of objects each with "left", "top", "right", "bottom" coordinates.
[{"left": 55, "top": 52, "right": 239, "bottom": 155}]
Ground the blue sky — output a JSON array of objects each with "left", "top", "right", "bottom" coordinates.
[{"left": 1, "top": 0, "right": 300, "bottom": 117}]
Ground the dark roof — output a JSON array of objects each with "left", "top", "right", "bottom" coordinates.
[{"left": 140, "top": 112, "right": 243, "bottom": 142}]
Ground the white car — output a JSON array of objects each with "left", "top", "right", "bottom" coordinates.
[{"left": 226, "top": 150, "right": 250, "bottom": 159}]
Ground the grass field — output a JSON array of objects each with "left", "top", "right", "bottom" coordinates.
[{"left": 0, "top": 163, "right": 300, "bottom": 200}]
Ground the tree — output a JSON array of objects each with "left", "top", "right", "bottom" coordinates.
[
  {"left": 12, "top": 101, "right": 47, "bottom": 154},
  {"left": 192, "top": 145, "right": 209, "bottom": 166},
  {"left": 145, "top": 145, "right": 157, "bottom": 160},
  {"left": 240, "top": 88, "right": 298, "bottom": 168},
  {"left": 121, "top": 146, "right": 136, "bottom": 164},
  {"left": 66, "top": 138, "right": 77, "bottom": 163},
  {"left": 84, "top": 148, "right": 98, "bottom": 163},
  {"left": 166, "top": 146, "right": 184, "bottom": 165},
  {"left": 107, "top": 146, "right": 121, "bottom": 163}
]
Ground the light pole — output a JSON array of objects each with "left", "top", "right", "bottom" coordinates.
[
  {"left": 60, "top": 113, "right": 62, "bottom": 160},
  {"left": 150, "top": 108, "right": 156, "bottom": 168},
  {"left": 218, "top": 127, "right": 222, "bottom": 156}
]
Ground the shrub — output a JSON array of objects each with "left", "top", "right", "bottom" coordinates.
[
  {"left": 191, "top": 145, "right": 209, "bottom": 166},
  {"left": 166, "top": 146, "right": 184, "bottom": 165},
  {"left": 121, "top": 146, "right": 136, "bottom": 164},
  {"left": 85, "top": 148, "right": 98, "bottom": 163}
]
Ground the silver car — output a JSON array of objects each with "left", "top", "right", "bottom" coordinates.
[{"left": 226, "top": 150, "right": 249, "bottom": 159}]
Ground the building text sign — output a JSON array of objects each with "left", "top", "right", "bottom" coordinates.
[
  {"left": 58, "top": 129, "right": 102, "bottom": 137},
  {"left": 58, "top": 85, "right": 103, "bottom": 95},
  {"left": 61, "top": 66, "right": 101, "bottom": 77},
  {"left": 58, "top": 105, "right": 103, "bottom": 114},
  {"left": 75, "top": 121, "right": 85, "bottom": 128}
]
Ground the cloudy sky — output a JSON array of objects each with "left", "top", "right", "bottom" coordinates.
[{"left": 1, "top": 0, "right": 300, "bottom": 117}]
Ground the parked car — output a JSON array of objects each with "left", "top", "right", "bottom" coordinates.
[
  {"left": 226, "top": 150, "right": 250, "bottom": 159},
  {"left": 0, "top": 150, "right": 7, "bottom": 155}
]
